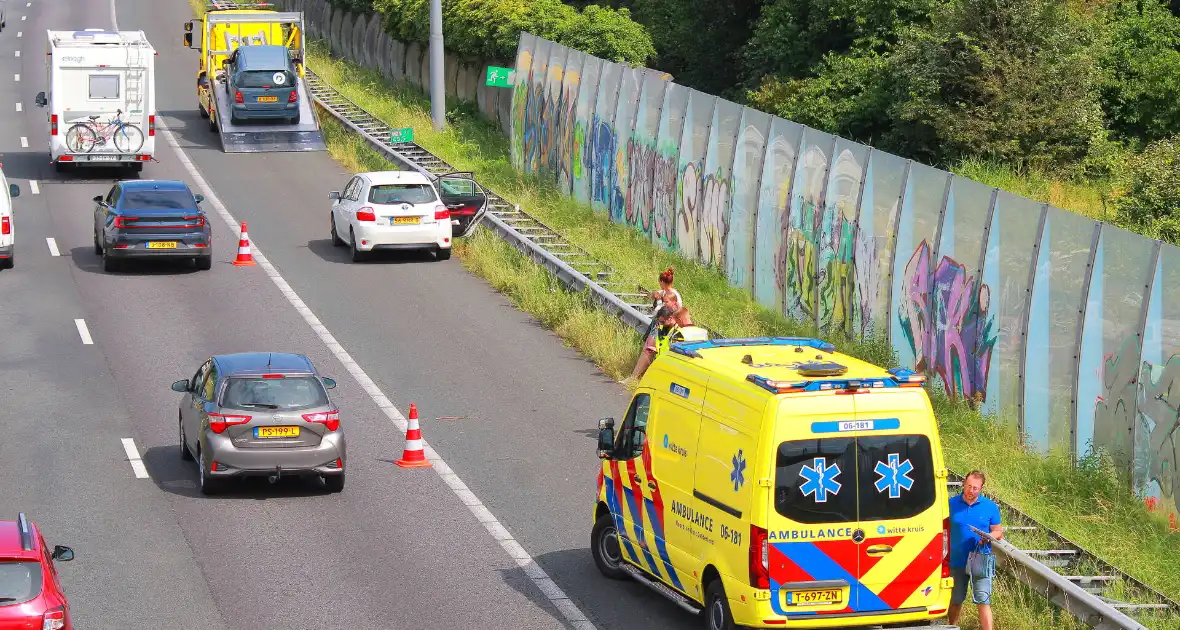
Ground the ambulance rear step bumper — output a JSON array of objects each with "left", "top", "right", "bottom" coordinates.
[{"left": 620, "top": 562, "right": 702, "bottom": 615}]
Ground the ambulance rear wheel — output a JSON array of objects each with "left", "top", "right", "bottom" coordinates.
[
  {"left": 591, "top": 513, "right": 626, "bottom": 580},
  {"left": 704, "top": 580, "right": 736, "bottom": 630}
]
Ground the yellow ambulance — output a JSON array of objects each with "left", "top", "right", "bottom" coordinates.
[{"left": 591, "top": 337, "right": 954, "bottom": 629}]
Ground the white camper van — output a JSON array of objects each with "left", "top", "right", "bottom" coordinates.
[{"left": 35, "top": 29, "right": 156, "bottom": 173}]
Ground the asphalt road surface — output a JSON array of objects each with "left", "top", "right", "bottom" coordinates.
[{"left": 0, "top": 0, "right": 696, "bottom": 628}]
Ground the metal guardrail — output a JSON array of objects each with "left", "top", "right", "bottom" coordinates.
[
  {"left": 304, "top": 69, "right": 681, "bottom": 335},
  {"left": 950, "top": 473, "right": 1178, "bottom": 628}
]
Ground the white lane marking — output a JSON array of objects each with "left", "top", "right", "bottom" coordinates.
[
  {"left": 14, "top": 74, "right": 19, "bottom": 82},
  {"left": 122, "top": 5, "right": 593, "bottom": 624},
  {"left": 14, "top": 51, "right": 20, "bottom": 58},
  {"left": 26, "top": 2, "right": 32, "bottom": 6},
  {"left": 120, "top": 438, "right": 150, "bottom": 479},
  {"left": 74, "top": 318, "right": 93, "bottom": 345},
  {"left": 21, "top": 15, "right": 26, "bottom": 20},
  {"left": 156, "top": 116, "right": 599, "bottom": 630},
  {"left": 17, "top": 31, "right": 22, "bottom": 38},
  {"left": 20, "top": 137, "right": 28, "bottom": 148},
  {"left": 15, "top": 103, "right": 21, "bottom": 112},
  {"left": 29, "top": 180, "right": 39, "bottom": 195},
  {"left": 46, "top": 238, "right": 59, "bottom": 257}
]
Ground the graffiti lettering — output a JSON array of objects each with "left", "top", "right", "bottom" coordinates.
[
  {"left": 1137, "top": 357, "right": 1180, "bottom": 518},
  {"left": 898, "top": 241, "right": 996, "bottom": 401}
]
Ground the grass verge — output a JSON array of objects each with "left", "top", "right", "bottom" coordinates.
[
  {"left": 951, "top": 156, "right": 1114, "bottom": 221},
  {"left": 304, "top": 45, "right": 1180, "bottom": 619},
  {"left": 181, "top": 0, "right": 1178, "bottom": 620}
]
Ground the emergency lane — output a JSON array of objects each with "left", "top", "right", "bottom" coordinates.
[
  {"left": 117, "top": 0, "right": 701, "bottom": 627},
  {"left": 0, "top": 1, "right": 229, "bottom": 628},
  {"left": 5, "top": 1, "right": 581, "bottom": 628}
]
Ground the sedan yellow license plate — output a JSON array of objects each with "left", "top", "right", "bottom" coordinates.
[
  {"left": 255, "top": 426, "right": 300, "bottom": 438},
  {"left": 147, "top": 241, "right": 178, "bottom": 249},
  {"left": 257, "top": 96, "right": 279, "bottom": 102},
  {"left": 392, "top": 216, "right": 420, "bottom": 225},
  {"left": 787, "top": 589, "right": 841, "bottom": 606}
]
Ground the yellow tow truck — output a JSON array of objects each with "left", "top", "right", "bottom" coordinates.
[{"left": 182, "top": 1, "right": 325, "bottom": 152}]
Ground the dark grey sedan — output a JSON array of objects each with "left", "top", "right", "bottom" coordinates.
[
  {"left": 171, "top": 352, "right": 346, "bottom": 495},
  {"left": 93, "top": 179, "right": 212, "bottom": 272}
]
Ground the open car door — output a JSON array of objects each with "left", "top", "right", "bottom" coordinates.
[{"left": 433, "top": 172, "right": 487, "bottom": 238}]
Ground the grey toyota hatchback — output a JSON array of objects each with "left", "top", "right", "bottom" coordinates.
[{"left": 171, "top": 352, "right": 346, "bottom": 495}]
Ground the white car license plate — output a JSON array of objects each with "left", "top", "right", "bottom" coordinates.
[{"left": 88, "top": 154, "right": 119, "bottom": 162}]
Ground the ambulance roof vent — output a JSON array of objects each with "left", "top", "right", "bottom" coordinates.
[{"left": 795, "top": 361, "right": 849, "bottom": 377}]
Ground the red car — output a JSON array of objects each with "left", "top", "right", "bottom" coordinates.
[{"left": 0, "top": 513, "right": 74, "bottom": 630}]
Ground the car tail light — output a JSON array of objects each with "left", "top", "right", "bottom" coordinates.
[
  {"left": 113, "top": 216, "right": 138, "bottom": 228},
  {"left": 941, "top": 516, "right": 951, "bottom": 578},
  {"left": 1, "top": 217, "right": 9, "bottom": 235},
  {"left": 183, "top": 215, "right": 206, "bottom": 228},
  {"left": 51, "top": 114, "right": 58, "bottom": 135},
  {"left": 750, "top": 524, "right": 770, "bottom": 589},
  {"left": 42, "top": 606, "right": 66, "bottom": 630},
  {"left": 288, "top": 89, "right": 298, "bottom": 103},
  {"left": 148, "top": 114, "right": 156, "bottom": 136},
  {"left": 303, "top": 410, "right": 340, "bottom": 432},
  {"left": 261, "top": 374, "right": 285, "bottom": 379},
  {"left": 356, "top": 207, "right": 376, "bottom": 222},
  {"left": 434, "top": 204, "right": 449, "bottom": 221},
  {"left": 59, "top": 155, "right": 73, "bottom": 162},
  {"left": 234, "top": 91, "right": 243, "bottom": 104},
  {"left": 208, "top": 413, "right": 251, "bottom": 434}
]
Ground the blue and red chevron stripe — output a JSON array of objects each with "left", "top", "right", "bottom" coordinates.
[{"left": 767, "top": 534, "right": 943, "bottom": 617}]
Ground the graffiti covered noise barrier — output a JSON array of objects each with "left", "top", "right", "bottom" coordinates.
[
  {"left": 275, "top": 0, "right": 516, "bottom": 133},
  {"left": 510, "top": 32, "right": 1180, "bottom": 519}
]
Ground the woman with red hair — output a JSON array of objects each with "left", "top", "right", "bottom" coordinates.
[{"left": 621, "top": 268, "right": 685, "bottom": 387}]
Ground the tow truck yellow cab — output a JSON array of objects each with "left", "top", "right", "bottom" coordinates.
[{"left": 592, "top": 337, "right": 954, "bottom": 629}]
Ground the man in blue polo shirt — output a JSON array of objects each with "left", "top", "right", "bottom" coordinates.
[{"left": 948, "top": 470, "right": 1003, "bottom": 630}]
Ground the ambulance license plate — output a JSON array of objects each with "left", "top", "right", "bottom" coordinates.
[
  {"left": 256, "top": 426, "right": 300, "bottom": 438},
  {"left": 257, "top": 96, "right": 279, "bottom": 102},
  {"left": 787, "top": 589, "right": 841, "bottom": 606}
]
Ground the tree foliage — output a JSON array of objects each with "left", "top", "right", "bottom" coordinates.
[
  {"left": 1114, "top": 136, "right": 1180, "bottom": 241},
  {"left": 371, "top": 0, "right": 655, "bottom": 65},
  {"left": 1099, "top": 0, "right": 1180, "bottom": 143},
  {"left": 886, "top": 0, "right": 1106, "bottom": 170}
]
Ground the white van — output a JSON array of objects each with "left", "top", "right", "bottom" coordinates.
[
  {"left": 0, "top": 166, "right": 20, "bottom": 270},
  {"left": 35, "top": 29, "right": 156, "bottom": 173}
]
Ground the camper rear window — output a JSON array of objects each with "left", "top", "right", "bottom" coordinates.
[{"left": 89, "top": 75, "right": 119, "bottom": 99}]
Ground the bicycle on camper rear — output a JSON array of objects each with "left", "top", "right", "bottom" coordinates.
[{"left": 64, "top": 109, "right": 145, "bottom": 154}]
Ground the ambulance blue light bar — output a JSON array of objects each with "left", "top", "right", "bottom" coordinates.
[
  {"left": 670, "top": 336, "right": 836, "bottom": 358},
  {"left": 746, "top": 369, "right": 928, "bottom": 394}
]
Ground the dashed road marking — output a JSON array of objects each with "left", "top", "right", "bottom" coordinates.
[
  {"left": 120, "top": 438, "right": 150, "bottom": 479},
  {"left": 14, "top": 74, "right": 19, "bottom": 82},
  {"left": 29, "top": 180, "right": 39, "bottom": 194},
  {"left": 14, "top": 51, "right": 20, "bottom": 58},
  {"left": 15, "top": 103, "right": 22, "bottom": 112},
  {"left": 46, "top": 238, "right": 60, "bottom": 257},
  {"left": 21, "top": 15, "right": 26, "bottom": 20},
  {"left": 17, "top": 31, "right": 22, "bottom": 38},
  {"left": 20, "top": 137, "right": 28, "bottom": 148},
  {"left": 74, "top": 318, "right": 93, "bottom": 345}
]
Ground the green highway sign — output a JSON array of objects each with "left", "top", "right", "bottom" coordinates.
[
  {"left": 486, "top": 66, "right": 514, "bottom": 88},
  {"left": 389, "top": 127, "right": 414, "bottom": 143}
]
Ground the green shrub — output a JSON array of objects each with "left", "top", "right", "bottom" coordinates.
[
  {"left": 372, "top": 0, "right": 655, "bottom": 65},
  {"left": 1114, "top": 136, "right": 1180, "bottom": 242}
]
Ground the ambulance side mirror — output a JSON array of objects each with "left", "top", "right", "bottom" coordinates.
[
  {"left": 35, "top": 92, "right": 47, "bottom": 108},
  {"left": 184, "top": 21, "right": 194, "bottom": 33},
  {"left": 597, "top": 417, "right": 616, "bottom": 459},
  {"left": 183, "top": 33, "right": 193, "bottom": 49}
]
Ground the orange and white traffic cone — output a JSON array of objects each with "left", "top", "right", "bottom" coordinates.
[
  {"left": 396, "top": 403, "right": 431, "bottom": 468},
  {"left": 233, "top": 221, "right": 257, "bottom": 266}
]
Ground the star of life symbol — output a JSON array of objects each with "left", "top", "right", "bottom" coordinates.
[
  {"left": 799, "top": 457, "right": 842, "bottom": 503},
  {"left": 874, "top": 453, "right": 915, "bottom": 498},
  {"left": 731, "top": 450, "right": 747, "bottom": 491}
]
